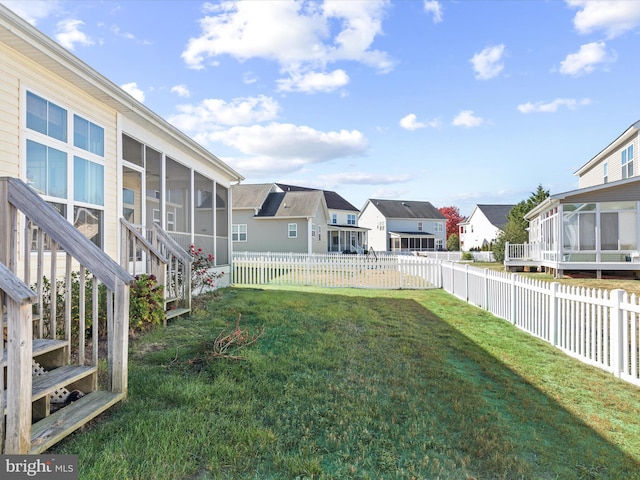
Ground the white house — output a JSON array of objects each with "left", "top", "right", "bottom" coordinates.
[
  {"left": 359, "top": 199, "right": 446, "bottom": 253},
  {"left": 459, "top": 204, "right": 514, "bottom": 251}
]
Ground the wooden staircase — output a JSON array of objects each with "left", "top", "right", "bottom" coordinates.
[
  {"left": 120, "top": 219, "right": 192, "bottom": 323},
  {"left": 1, "top": 177, "right": 133, "bottom": 454},
  {"left": 1, "top": 337, "right": 124, "bottom": 453}
]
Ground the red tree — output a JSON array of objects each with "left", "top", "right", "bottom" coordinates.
[{"left": 438, "top": 205, "right": 464, "bottom": 239}]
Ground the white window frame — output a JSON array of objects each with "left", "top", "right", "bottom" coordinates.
[
  {"left": 622, "top": 144, "right": 634, "bottom": 179},
  {"left": 604, "top": 161, "right": 608, "bottom": 184},
  {"left": 288, "top": 223, "right": 297, "bottom": 238},
  {"left": 332, "top": 213, "right": 337, "bottom": 224},
  {"left": 23, "top": 88, "right": 106, "bottom": 247},
  {"left": 232, "top": 224, "right": 247, "bottom": 242},
  {"left": 347, "top": 214, "right": 356, "bottom": 225},
  {"left": 417, "top": 221, "right": 423, "bottom": 231}
]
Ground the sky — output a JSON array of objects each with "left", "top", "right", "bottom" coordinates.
[{"left": 3, "top": 0, "right": 640, "bottom": 216}]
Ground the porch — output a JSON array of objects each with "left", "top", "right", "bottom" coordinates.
[
  {"left": 327, "top": 225, "right": 368, "bottom": 253},
  {"left": 389, "top": 231, "right": 441, "bottom": 253},
  {"left": 504, "top": 242, "right": 640, "bottom": 277}
]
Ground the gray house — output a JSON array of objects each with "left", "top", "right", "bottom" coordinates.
[
  {"left": 359, "top": 199, "right": 446, "bottom": 253},
  {"left": 276, "top": 184, "right": 368, "bottom": 253},
  {"left": 232, "top": 183, "right": 330, "bottom": 253}
]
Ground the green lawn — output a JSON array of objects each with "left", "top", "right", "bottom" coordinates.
[{"left": 52, "top": 286, "right": 640, "bottom": 479}]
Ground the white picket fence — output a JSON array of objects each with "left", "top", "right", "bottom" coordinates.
[
  {"left": 441, "top": 261, "right": 640, "bottom": 387},
  {"left": 232, "top": 252, "right": 440, "bottom": 289},
  {"left": 231, "top": 252, "right": 640, "bottom": 387}
]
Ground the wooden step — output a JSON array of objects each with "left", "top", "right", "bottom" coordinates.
[
  {"left": 1, "top": 338, "right": 68, "bottom": 368},
  {"left": 3, "top": 365, "right": 97, "bottom": 413},
  {"left": 165, "top": 307, "right": 190, "bottom": 320},
  {"left": 30, "top": 390, "right": 125, "bottom": 454}
]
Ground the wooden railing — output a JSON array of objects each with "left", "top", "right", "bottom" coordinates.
[
  {"left": 120, "top": 220, "right": 192, "bottom": 321},
  {"left": 1, "top": 177, "right": 134, "bottom": 453},
  {"left": 0, "top": 262, "right": 37, "bottom": 454}
]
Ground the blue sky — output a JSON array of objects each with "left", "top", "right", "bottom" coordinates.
[{"left": 4, "top": 0, "right": 640, "bottom": 216}]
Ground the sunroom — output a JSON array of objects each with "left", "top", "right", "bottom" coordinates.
[{"left": 505, "top": 177, "right": 640, "bottom": 277}]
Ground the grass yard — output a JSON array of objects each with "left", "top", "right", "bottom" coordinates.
[{"left": 52, "top": 287, "right": 640, "bottom": 479}]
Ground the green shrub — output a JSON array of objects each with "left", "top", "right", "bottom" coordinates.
[
  {"left": 37, "top": 272, "right": 164, "bottom": 338},
  {"left": 129, "top": 274, "right": 164, "bottom": 332}
]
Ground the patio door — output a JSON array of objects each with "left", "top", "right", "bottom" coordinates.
[{"left": 122, "top": 165, "right": 146, "bottom": 271}]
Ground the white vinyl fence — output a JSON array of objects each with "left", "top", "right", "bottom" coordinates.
[
  {"left": 231, "top": 252, "right": 640, "bottom": 388},
  {"left": 441, "top": 261, "right": 640, "bottom": 387},
  {"left": 232, "top": 252, "right": 440, "bottom": 289}
]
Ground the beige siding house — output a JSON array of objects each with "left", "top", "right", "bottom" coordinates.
[
  {"left": 506, "top": 121, "right": 640, "bottom": 277},
  {"left": 0, "top": 4, "right": 245, "bottom": 453},
  {"left": 0, "top": 5, "right": 243, "bottom": 276},
  {"left": 575, "top": 120, "right": 639, "bottom": 189},
  {"left": 232, "top": 183, "right": 330, "bottom": 254}
]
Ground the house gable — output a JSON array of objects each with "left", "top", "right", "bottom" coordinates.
[{"left": 574, "top": 120, "right": 640, "bottom": 189}]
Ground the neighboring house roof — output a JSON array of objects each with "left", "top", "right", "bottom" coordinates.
[
  {"left": 574, "top": 120, "right": 640, "bottom": 177},
  {"left": 0, "top": 4, "right": 243, "bottom": 183},
  {"left": 365, "top": 199, "right": 445, "bottom": 219},
  {"left": 232, "top": 184, "right": 275, "bottom": 209},
  {"left": 477, "top": 204, "right": 514, "bottom": 231},
  {"left": 257, "top": 190, "right": 326, "bottom": 218},
  {"left": 276, "top": 183, "right": 358, "bottom": 211}
]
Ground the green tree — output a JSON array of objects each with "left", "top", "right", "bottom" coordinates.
[
  {"left": 447, "top": 233, "right": 460, "bottom": 251},
  {"left": 492, "top": 184, "right": 550, "bottom": 262}
]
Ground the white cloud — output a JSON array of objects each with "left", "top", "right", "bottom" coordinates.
[
  {"left": 111, "top": 25, "right": 135, "bottom": 40},
  {"left": 559, "top": 42, "right": 613, "bottom": 76},
  {"left": 168, "top": 95, "right": 280, "bottom": 131},
  {"left": 423, "top": 0, "right": 443, "bottom": 23},
  {"left": 277, "top": 69, "right": 349, "bottom": 93},
  {"left": 208, "top": 124, "right": 367, "bottom": 160},
  {"left": 120, "top": 82, "right": 145, "bottom": 103},
  {"left": 202, "top": 123, "right": 368, "bottom": 176},
  {"left": 567, "top": 0, "right": 640, "bottom": 38},
  {"left": 243, "top": 72, "right": 258, "bottom": 85},
  {"left": 517, "top": 98, "right": 591, "bottom": 113},
  {"left": 399, "top": 113, "right": 441, "bottom": 131},
  {"left": 470, "top": 44, "right": 505, "bottom": 80},
  {"left": 182, "top": 0, "right": 394, "bottom": 92},
  {"left": 370, "top": 187, "right": 410, "bottom": 200},
  {"left": 319, "top": 172, "right": 412, "bottom": 185},
  {"left": 170, "top": 84, "right": 191, "bottom": 98},
  {"left": 55, "top": 18, "right": 95, "bottom": 50},
  {"left": 452, "top": 110, "right": 484, "bottom": 128},
  {"left": 1, "top": 0, "right": 60, "bottom": 25}
]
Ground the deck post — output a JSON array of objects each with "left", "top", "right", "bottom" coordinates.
[
  {"left": 5, "top": 300, "right": 33, "bottom": 453},
  {"left": 110, "top": 277, "right": 129, "bottom": 394}
]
